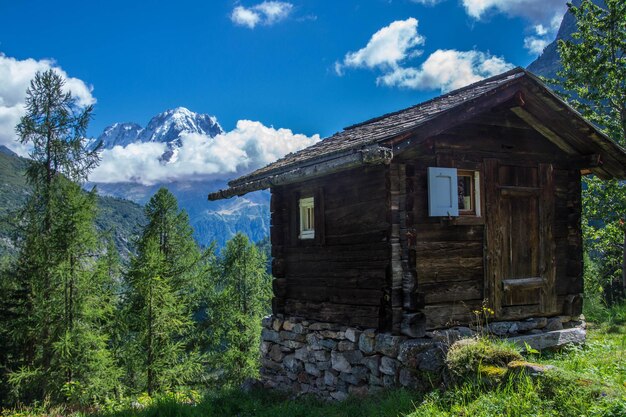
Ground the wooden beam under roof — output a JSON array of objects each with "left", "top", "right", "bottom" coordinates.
[{"left": 510, "top": 107, "right": 579, "bottom": 154}]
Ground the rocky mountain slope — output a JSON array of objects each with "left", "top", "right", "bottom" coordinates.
[
  {"left": 89, "top": 107, "right": 270, "bottom": 249},
  {"left": 527, "top": 0, "right": 601, "bottom": 78}
]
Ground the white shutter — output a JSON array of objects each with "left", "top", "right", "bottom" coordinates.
[{"left": 428, "top": 167, "right": 459, "bottom": 217}]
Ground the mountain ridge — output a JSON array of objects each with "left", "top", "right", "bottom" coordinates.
[{"left": 93, "top": 107, "right": 223, "bottom": 151}]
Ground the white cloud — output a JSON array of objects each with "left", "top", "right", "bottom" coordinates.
[
  {"left": 0, "top": 53, "right": 96, "bottom": 156},
  {"left": 89, "top": 120, "right": 320, "bottom": 185},
  {"left": 230, "top": 1, "right": 293, "bottom": 29},
  {"left": 461, "top": 0, "right": 567, "bottom": 22},
  {"left": 231, "top": 6, "right": 261, "bottom": 28},
  {"left": 336, "top": 18, "right": 425, "bottom": 75},
  {"left": 459, "top": 0, "right": 567, "bottom": 56},
  {"left": 523, "top": 36, "right": 549, "bottom": 55},
  {"left": 377, "top": 49, "right": 513, "bottom": 92},
  {"left": 533, "top": 24, "right": 548, "bottom": 36},
  {"left": 336, "top": 19, "right": 513, "bottom": 93}
]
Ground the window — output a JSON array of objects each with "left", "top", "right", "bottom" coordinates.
[
  {"left": 457, "top": 170, "right": 481, "bottom": 216},
  {"left": 299, "top": 197, "right": 315, "bottom": 239},
  {"left": 428, "top": 167, "right": 481, "bottom": 217}
]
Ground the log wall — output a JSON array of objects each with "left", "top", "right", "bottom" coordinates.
[
  {"left": 270, "top": 118, "right": 584, "bottom": 334},
  {"left": 270, "top": 165, "right": 390, "bottom": 329},
  {"left": 397, "top": 123, "right": 584, "bottom": 330}
]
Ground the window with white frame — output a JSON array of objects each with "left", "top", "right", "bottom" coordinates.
[
  {"left": 299, "top": 197, "right": 315, "bottom": 239},
  {"left": 428, "top": 167, "right": 481, "bottom": 217}
]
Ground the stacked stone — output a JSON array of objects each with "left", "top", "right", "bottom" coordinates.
[
  {"left": 259, "top": 314, "right": 586, "bottom": 400},
  {"left": 260, "top": 315, "right": 446, "bottom": 400}
]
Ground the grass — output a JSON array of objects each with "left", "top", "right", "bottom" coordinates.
[{"left": 3, "top": 322, "right": 625, "bottom": 417}]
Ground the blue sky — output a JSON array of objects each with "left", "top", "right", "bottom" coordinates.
[{"left": 0, "top": 0, "right": 568, "bottom": 183}]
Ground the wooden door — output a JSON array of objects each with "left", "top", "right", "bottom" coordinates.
[{"left": 484, "top": 159, "right": 557, "bottom": 319}]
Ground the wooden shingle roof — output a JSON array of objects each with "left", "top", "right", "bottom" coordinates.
[
  {"left": 231, "top": 68, "right": 526, "bottom": 188},
  {"left": 210, "top": 67, "right": 626, "bottom": 200}
]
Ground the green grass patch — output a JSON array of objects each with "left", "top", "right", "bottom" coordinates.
[{"left": 3, "top": 325, "right": 626, "bottom": 417}]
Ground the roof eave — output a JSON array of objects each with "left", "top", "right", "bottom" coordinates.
[{"left": 208, "top": 145, "right": 393, "bottom": 200}]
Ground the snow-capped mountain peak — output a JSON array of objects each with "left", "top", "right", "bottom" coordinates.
[
  {"left": 96, "top": 122, "right": 143, "bottom": 148},
  {"left": 95, "top": 107, "right": 224, "bottom": 151},
  {"left": 138, "top": 107, "right": 223, "bottom": 145}
]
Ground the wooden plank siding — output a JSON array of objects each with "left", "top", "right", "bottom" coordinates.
[
  {"left": 397, "top": 120, "right": 583, "bottom": 329},
  {"left": 270, "top": 165, "right": 390, "bottom": 329},
  {"left": 270, "top": 114, "right": 584, "bottom": 332}
]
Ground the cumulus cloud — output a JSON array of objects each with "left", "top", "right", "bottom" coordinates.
[
  {"left": 336, "top": 18, "right": 425, "bottom": 75},
  {"left": 523, "top": 36, "right": 549, "bottom": 55},
  {"left": 377, "top": 49, "right": 513, "bottom": 92},
  {"left": 336, "top": 18, "right": 513, "bottom": 92},
  {"left": 459, "top": 0, "right": 567, "bottom": 55},
  {"left": 461, "top": 0, "right": 567, "bottom": 22},
  {"left": 0, "top": 53, "right": 96, "bottom": 156},
  {"left": 231, "top": 1, "right": 293, "bottom": 28},
  {"left": 90, "top": 120, "right": 320, "bottom": 185}
]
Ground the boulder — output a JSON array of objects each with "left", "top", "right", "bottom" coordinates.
[
  {"left": 331, "top": 351, "right": 352, "bottom": 373},
  {"left": 374, "top": 333, "right": 405, "bottom": 357},
  {"left": 283, "top": 354, "right": 303, "bottom": 373},
  {"left": 312, "top": 350, "right": 330, "bottom": 362},
  {"left": 360, "top": 355, "right": 381, "bottom": 377},
  {"left": 545, "top": 317, "right": 564, "bottom": 331},
  {"left": 345, "top": 328, "right": 361, "bottom": 343},
  {"left": 272, "top": 317, "right": 283, "bottom": 332},
  {"left": 319, "top": 339, "right": 338, "bottom": 350},
  {"left": 330, "top": 390, "right": 348, "bottom": 401},
  {"left": 358, "top": 329, "right": 377, "bottom": 354},
  {"left": 508, "top": 327, "right": 586, "bottom": 351},
  {"left": 379, "top": 356, "right": 400, "bottom": 376},
  {"left": 397, "top": 339, "right": 435, "bottom": 367},
  {"left": 418, "top": 348, "right": 445, "bottom": 372},
  {"left": 269, "top": 344, "right": 284, "bottom": 362},
  {"left": 324, "top": 370, "right": 338, "bottom": 387},
  {"left": 305, "top": 362, "right": 321, "bottom": 377},
  {"left": 261, "top": 328, "right": 280, "bottom": 343},
  {"left": 294, "top": 347, "right": 309, "bottom": 361}
]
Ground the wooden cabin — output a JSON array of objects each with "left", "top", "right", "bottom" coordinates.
[{"left": 210, "top": 68, "right": 626, "bottom": 338}]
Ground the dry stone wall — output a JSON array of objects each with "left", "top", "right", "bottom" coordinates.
[{"left": 259, "top": 314, "right": 586, "bottom": 400}]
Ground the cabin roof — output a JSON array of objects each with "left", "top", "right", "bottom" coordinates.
[{"left": 209, "top": 67, "right": 626, "bottom": 200}]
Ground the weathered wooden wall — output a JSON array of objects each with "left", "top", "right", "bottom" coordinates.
[
  {"left": 396, "top": 117, "right": 583, "bottom": 330},
  {"left": 270, "top": 110, "right": 584, "bottom": 334},
  {"left": 270, "top": 165, "right": 390, "bottom": 329}
]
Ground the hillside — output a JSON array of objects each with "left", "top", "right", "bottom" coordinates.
[{"left": 0, "top": 145, "right": 145, "bottom": 259}]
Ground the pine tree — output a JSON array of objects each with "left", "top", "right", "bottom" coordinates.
[
  {"left": 5, "top": 69, "right": 120, "bottom": 404},
  {"left": 209, "top": 233, "right": 271, "bottom": 385},
  {"left": 124, "top": 188, "right": 205, "bottom": 395},
  {"left": 552, "top": 0, "right": 626, "bottom": 301}
]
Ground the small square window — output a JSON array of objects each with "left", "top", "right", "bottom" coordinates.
[
  {"left": 458, "top": 170, "right": 481, "bottom": 216},
  {"left": 299, "top": 197, "right": 315, "bottom": 239}
]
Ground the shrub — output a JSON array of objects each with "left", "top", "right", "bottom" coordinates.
[{"left": 446, "top": 338, "right": 522, "bottom": 383}]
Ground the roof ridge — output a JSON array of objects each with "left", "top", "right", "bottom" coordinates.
[{"left": 343, "top": 67, "right": 527, "bottom": 131}]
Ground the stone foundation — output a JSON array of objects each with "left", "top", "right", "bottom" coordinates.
[{"left": 259, "top": 314, "right": 586, "bottom": 399}]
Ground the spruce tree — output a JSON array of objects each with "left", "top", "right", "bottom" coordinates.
[
  {"left": 209, "top": 233, "right": 271, "bottom": 385},
  {"left": 124, "top": 188, "right": 205, "bottom": 394}
]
